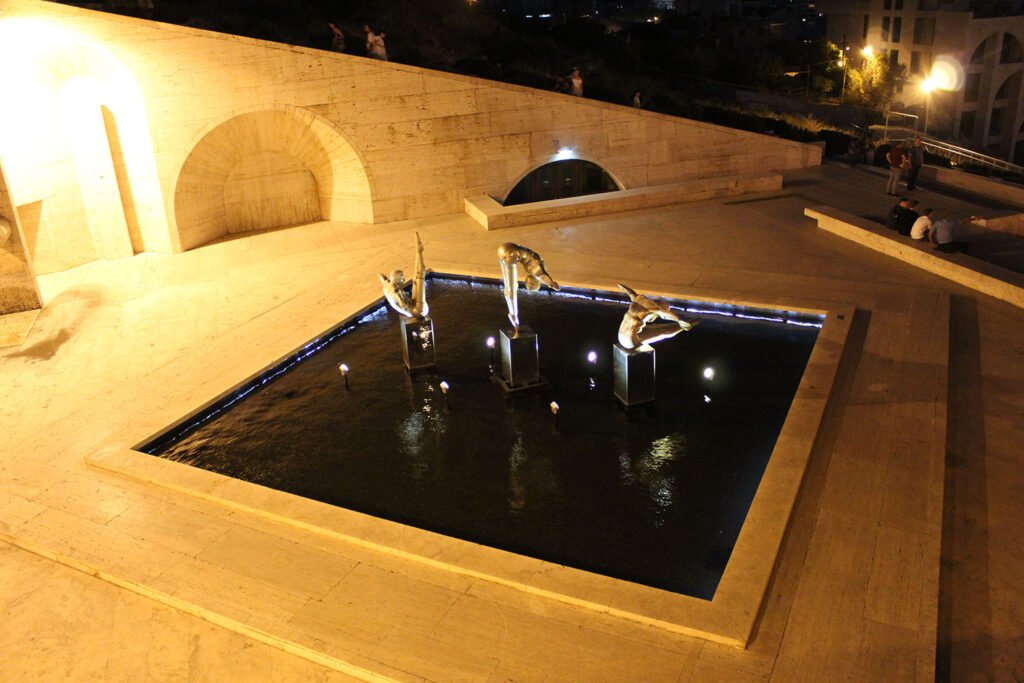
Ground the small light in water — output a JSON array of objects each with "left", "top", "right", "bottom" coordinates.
[
  {"left": 704, "top": 394, "right": 711, "bottom": 404},
  {"left": 486, "top": 336, "right": 496, "bottom": 349},
  {"left": 586, "top": 350, "right": 597, "bottom": 364},
  {"left": 439, "top": 381, "right": 450, "bottom": 395},
  {"left": 703, "top": 367, "right": 715, "bottom": 380},
  {"left": 549, "top": 401, "right": 559, "bottom": 415}
]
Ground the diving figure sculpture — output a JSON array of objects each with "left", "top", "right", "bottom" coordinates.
[
  {"left": 617, "top": 284, "right": 697, "bottom": 351},
  {"left": 380, "top": 232, "right": 428, "bottom": 319},
  {"left": 380, "top": 233, "right": 434, "bottom": 370},
  {"left": 497, "top": 242, "right": 560, "bottom": 334}
]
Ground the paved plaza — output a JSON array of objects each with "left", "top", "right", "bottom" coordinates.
[{"left": 2, "top": 161, "right": 1022, "bottom": 681}]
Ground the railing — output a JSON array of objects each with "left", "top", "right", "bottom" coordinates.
[
  {"left": 878, "top": 118, "right": 1024, "bottom": 175},
  {"left": 898, "top": 136, "right": 1024, "bottom": 176}
]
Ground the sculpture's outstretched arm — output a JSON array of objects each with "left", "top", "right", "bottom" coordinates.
[
  {"left": 616, "top": 283, "right": 698, "bottom": 350},
  {"left": 410, "top": 232, "right": 428, "bottom": 318}
]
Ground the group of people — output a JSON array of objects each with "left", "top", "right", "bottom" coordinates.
[
  {"left": 885, "top": 197, "right": 969, "bottom": 252},
  {"left": 327, "top": 22, "right": 388, "bottom": 61},
  {"left": 885, "top": 137, "right": 925, "bottom": 195}
]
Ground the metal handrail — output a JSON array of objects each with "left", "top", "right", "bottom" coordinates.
[{"left": 893, "top": 136, "right": 1024, "bottom": 175}]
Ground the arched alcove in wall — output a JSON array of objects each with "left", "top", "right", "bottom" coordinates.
[
  {"left": 0, "top": 18, "right": 172, "bottom": 271},
  {"left": 503, "top": 158, "right": 622, "bottom": 206},
  {"left": 173, "top": 106, "right": 373, "bottom": 250}
]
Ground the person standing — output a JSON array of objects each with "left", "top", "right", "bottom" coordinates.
[
  {"left": 907, "top": 136, "right": 924, "bottom": 191},
  {"left": 885, "top": 141, "right": 907, "bottom": 195},
  {"left": 328, "top": 22, "right": 345, "bottom": 52},
  {"left": 569, "top": 68, "right": 583, "bottom": 97},
  {"left": 364, "top": 24, "right": 388, "bottom": 61},
  {"left": 632, "top": 89, "right": 643, "bottom": 108}
]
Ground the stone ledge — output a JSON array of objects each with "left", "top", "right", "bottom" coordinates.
[
  {"left": 465, "top": 173, "right": 783, "bottom": 230},
  {"left": 804, "top": 205, "right": 1024, "bottom": 310},
  {"left": 919, "top": 165, "right": 1024, "bottom": 209}
]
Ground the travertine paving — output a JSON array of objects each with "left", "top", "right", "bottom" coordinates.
[{"left": 2, "top": 163, "right": 1022, "bottom": 681}]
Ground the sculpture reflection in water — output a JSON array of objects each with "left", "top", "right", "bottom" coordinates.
[
  {"left": 617, "top": 284, "right": 698, "bottom": 351},
  {"left": 497, "top": 242, "right": 560, "bottom": 334},
  {"left": 614, "top": 284, "right": 698, "bottom": 408},
  {"left": 380, "top": 232, "right": 435, "bottom": 370}
]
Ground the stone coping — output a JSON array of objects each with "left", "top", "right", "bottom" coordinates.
[
  {"left": 919, "top": 165, "right": 1024, "bottom": 209},
  {"left": 805, "top": 205, "right": 1024, "bottom": 310},
  {"left": 86, "top": 271, "right": 853, "bottom": 650},
  {"left": 465, "top": 174, "right": 784, "bottom": 230}
]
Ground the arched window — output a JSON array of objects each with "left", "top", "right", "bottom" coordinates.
[
  {"left": 970, "top": 35, "right": 991, "bottom": 64},
  {"left": 504, "top": 159, "right": 619, "bottom": 206},
  {"left": 995, "top": 71, "right": 1022, "bottom": 100},
  {"left": 1000, "top": 33, "right": 1023, "bottom": 64}
]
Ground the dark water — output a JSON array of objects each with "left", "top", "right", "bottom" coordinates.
[{"left": 144, "top": 278, "right": 820, "bottom": 600}]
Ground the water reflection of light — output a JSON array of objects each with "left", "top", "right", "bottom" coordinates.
[
  {"left": 508, "top": 434, "right": 526, "bottom": 510},
  {"left": 400, "top": 411, "right": 424, "bottom": 457}
]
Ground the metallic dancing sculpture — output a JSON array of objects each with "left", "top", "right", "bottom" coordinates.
[
  {"left": 380, "top": 232, "right": 429, "bottom": 318},
  {"left": 617, "top": 284, "right": 697, "bottom": 351},
  {"left": 497, "top": 242, "right": 560, "bottom": 334}
]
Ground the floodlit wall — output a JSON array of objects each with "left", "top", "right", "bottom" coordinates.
[
  {"left": 0, "top": 158, "right": 42, "bottom": 316},
  {"left": 0, "top": 0, "right": 821, "bottom": 274}
]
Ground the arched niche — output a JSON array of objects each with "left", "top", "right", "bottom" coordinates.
[
  {"left": 173, "top": 106, "right": 373, "bottom": 250},
  {"left": 503, "top": 158, "right": 621, "bottom": 206},
  {"left": 0, "top": 18, "right": 172, "bottom": 270}
]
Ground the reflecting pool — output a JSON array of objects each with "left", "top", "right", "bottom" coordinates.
[{"left": 143, "top": 277, "right": 821, "bottom": 600}]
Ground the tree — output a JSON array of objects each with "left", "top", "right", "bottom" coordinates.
[{"left": 844, "top": 49, "right": 905, "bottom": 109}]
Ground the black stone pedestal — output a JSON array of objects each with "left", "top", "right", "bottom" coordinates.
[
  {"left": 494, "top": 326, "right": 548, "bottom": 394},
  {"left": 613, "top": 343, "right": 655, "bottom": 407},
  {"left": 400, "top": 316, "right": 436, "bottom": 371}
]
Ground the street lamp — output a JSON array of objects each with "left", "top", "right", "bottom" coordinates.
[{"left": 920, "top": 76, "right": 937, "bottom": 135}]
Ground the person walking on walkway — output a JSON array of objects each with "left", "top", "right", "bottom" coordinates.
[
  {"left": 907, "top": 136, "right": 924, "bottom": 191},
  {"left": 886, "top": 141, "right": 907, "bottom": 195}
]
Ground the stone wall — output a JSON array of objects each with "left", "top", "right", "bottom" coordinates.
[
  {"left": 0, "top": 158, "right": 42, "bottom": 316},
  {"left": 0, "top": 0, "right": 821, "bottom": 274}
]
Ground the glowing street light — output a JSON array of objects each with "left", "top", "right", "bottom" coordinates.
[
  {"left": 861, "top": 45, "right": 875, "bottom": 59},
  {"left": 920, "top": 77, "right": 937, "bottom": 134}
]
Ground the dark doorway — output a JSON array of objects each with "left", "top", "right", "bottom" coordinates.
[{"left": 504, "top": 159, "right": 619, "bottom": 206}]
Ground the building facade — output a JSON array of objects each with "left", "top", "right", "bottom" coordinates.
[{"left": 821, "top": 0, "right": 1024, "bottom": 163}]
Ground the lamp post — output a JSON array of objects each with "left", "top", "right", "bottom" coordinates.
[{"left": 920, "top": 77, "right": 936, "bottom": 135}]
